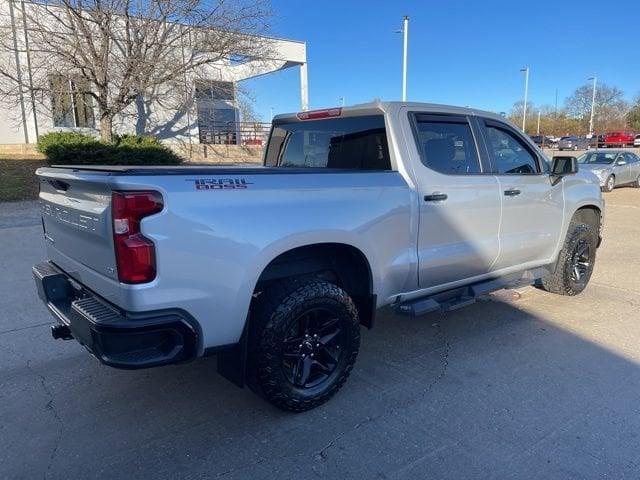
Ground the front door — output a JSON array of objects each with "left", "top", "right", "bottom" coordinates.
[
  {"left": 408, "top": 113, "right": 502, "bottom": 289},
  {"left": 624, "top": 152, "right": 640, "bottom": 184},
  {"left": 613, "top": 153, "right": 632, "bottom": 184},
  {"left": 479, "top": 119, "right": 564, "bottom": 270}
]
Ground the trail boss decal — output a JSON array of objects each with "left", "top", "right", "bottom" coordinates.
[{"left": 189, "top": 178, "right": 253, "bottom": 190}]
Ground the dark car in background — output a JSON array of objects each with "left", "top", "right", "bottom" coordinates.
[
  {"left": 588, "top": 134, "right": 605, "bottom": 149},
  {"left": 529, "top": 135, "right": 555, "bottom": 147},
  {"left": 558, "top": 136, "right": 590, "bottom": 151}
]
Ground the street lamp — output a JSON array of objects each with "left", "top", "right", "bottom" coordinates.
[
  {"left": 395, "top": 16, "right": 410, "bottom": 101},
  {"left": 520, "top": 67, "right": 529, "bottom": 132},
  {"left": 588, "top": 76, "right": 597, "bottom": 137}
]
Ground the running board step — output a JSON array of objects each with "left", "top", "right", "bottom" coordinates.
[
  {"left": 394, "top": 270, "right": 547, "bottom": 318},
  {"left": 397, "top": 294, "right": 476, "bottom": 316}
]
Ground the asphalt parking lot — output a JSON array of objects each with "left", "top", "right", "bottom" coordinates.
[{"left": 1, "top": 189, "right": 640, "bottom": 480}]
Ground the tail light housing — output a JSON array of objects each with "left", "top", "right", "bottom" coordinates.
[{"left": 112, "top": 191, "right": 163, "bottom": 284}]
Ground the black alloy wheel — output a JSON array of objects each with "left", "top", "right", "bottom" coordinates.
[
  {"left": 570, "top": 239, "right": 591, "bottom": 283},
  {"left": 250, "top": 278, "right": 360, "bottom": 412},
  {"left": 281, "top": 308, "right": 345, "bottom": 388}
]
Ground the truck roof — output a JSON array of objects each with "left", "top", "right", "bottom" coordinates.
[{"left": 272, "top": 101, "right": 510, "bottom": 124}]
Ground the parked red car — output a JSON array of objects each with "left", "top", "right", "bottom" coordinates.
[{"left": 604, "top": 131, "right": 635, "bottom": 147}]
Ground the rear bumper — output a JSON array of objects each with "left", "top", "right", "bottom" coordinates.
[{"left": 33, "top": 261, "right": 198, "bottom": 369}]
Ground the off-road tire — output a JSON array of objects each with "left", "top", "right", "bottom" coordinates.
[
  {"left": 249, "top": 278, "right": 360, "bottom": 412},
  {"left": 537, "top": 220, "right": 598, "bottom": 296}
]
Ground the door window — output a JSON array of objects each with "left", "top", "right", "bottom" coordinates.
[
  {"left": 484, "top": 125, "right": 540, "bottom": 174},
  {"left": 413, "top": 118, "right": 481, "bottom": 175}
]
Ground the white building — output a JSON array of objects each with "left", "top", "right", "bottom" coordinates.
[{"left": 0, "top": 0, "right": 308, "bottom": 150}]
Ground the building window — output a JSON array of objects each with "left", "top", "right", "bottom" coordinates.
[
  {"left": 195, "top": 81, "right": 239, "bottom": 144},
  {"left": 50, "top": 75, "right": 95, "bottom": 128}
]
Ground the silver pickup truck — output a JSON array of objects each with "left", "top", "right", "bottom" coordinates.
[{"left": 33, "top": 102, "right": 604, "bottom": 411}]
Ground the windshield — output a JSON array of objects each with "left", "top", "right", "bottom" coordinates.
[{"left": 577, "top": 152, "right": 617, "bottom": 165}]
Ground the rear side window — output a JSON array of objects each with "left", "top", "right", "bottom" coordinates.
[
  {"left": 413, "top": 117, "right": 481, "bottom": 175},
  {"left": 484, "top": 125, "right": 540, "bottom": 174},
  {"left": 264, "top": 115, "right": 391, "bottom": 170}
]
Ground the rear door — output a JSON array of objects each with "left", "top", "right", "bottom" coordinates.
[
  {"left": 407, "top": 112, "right": 501, "bottom": 289},
  {"left": 478, "top": 119, "right": 564, "bottom": 270}
]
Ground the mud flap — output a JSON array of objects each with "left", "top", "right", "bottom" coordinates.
[{"left": 216, "top": 320, "right": 249, "bottom": 388}]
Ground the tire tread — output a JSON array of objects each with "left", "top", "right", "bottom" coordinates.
[
  {"left": 250, "top": 278, "right": 360, "bottom": 412},
  {"left": 538, "top": 220, "right": 597, "bottom": 296}
]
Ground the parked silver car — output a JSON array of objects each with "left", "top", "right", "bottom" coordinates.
[
  {"left": 558, "top": 136, "right": 590, "bottom": 151},
  {"left": 578, "top": 150, "right": 640, "bottom": 191}
]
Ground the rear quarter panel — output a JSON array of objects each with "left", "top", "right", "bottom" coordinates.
[{"left": 111, "top": 171, "right": 415, "bottom": 351}]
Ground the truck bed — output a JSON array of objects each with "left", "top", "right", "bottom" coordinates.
[{"left": 40, "top": 164, "right": 379, "bottom": 176}]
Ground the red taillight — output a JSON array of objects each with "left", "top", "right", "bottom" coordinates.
[
  {"left": 296, "top": 108, "right": 342, "bottom": 120},
  {"left": 112, "top": 191, "right": 163, "bottom": 284}
]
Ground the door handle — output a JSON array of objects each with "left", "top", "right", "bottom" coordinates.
[
  {"left": 424, "top": 193, "right": 448, "bottom": 202},
  {"left": 503, "top": 189, "right": 521, "bottom": 197}
]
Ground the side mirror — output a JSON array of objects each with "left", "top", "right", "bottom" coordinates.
[
  {"left": 617, "top": 160, "right": 627, "bottom": 165},
  {"left": 551, "top": 156, "right": 578, "bottom": 176}
]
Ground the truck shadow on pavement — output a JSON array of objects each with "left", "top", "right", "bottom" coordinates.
[{"left": 4, "top": 290, "right": 640, "bottom": 480}]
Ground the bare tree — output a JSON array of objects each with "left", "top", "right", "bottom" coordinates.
[
  {"left": 565, "top": 82, "right": 629, "bottom": 133},
  {"left": 507, "top": 100, "right": 535, "bottom": 133},
  {"left": 626, "top": 93, "right": 640, "bottom": 132},
  {"left": 0, "top": 0, "right": 272, "bottom": 142}
]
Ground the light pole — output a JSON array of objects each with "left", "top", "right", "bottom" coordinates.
[
  {"left": 588, "top": 76, "right": 597, "bottom": 137},
  {"left": 537, "top": 111, "right": 541, "bottom": 136},
  {"left": 520, "top": 67, "right": 529, "bottom": 132},
  {"left": 401, "top": 16, "right": 409, "bottom": 101}
]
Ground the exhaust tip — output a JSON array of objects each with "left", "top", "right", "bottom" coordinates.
[{"left": 51, "top": 324, "right": 73, "bottom": 340}]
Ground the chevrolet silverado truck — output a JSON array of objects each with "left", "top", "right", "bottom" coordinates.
[{"left": 33, "top": 102, "right": 604, "bottom": 411}]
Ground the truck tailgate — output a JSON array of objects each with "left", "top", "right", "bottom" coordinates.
[{"left": 37, "top": 169, "right": 118, "bottom": 283}]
